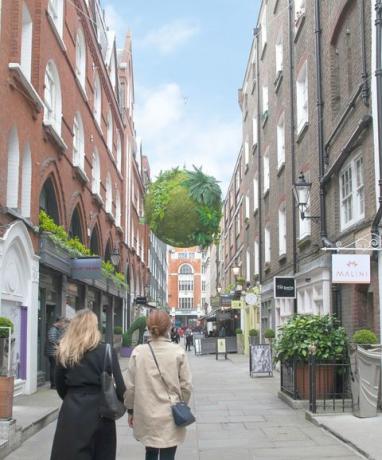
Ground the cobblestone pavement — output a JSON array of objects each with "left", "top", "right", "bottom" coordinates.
[{"left": 5, "top": 350, "right": 364, "bottom": 460}]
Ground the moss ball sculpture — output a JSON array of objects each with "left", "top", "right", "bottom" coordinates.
[{"left": 144, "top": 167, "right": 222, "bottom": 248}]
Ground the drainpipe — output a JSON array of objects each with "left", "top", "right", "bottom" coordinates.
[
  {"left": 360, "top": 0, "right": 370, "bottom": 105},
  {"left": 288, "top": 0, "right": 298, "bottom": 314},
  {"left": 314, "top": 0, "right": 327, "bottom": 241}
]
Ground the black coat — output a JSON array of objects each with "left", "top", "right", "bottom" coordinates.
[{"left": 50, "top": 343, "right": 126, "bottom": 460}]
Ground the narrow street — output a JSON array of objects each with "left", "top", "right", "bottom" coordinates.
[{"left": 5, "top": 351, "right": 363, "bottom": 460}]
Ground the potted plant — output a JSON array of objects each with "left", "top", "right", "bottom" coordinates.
[
  {"left": 235, "top": 328, "right": 244, "bottom": 354},
  {"left": 0, "top": 317, "right": 14, "bottom": 420},
  {"left": 120, "top": 331, "right": 133, "bottom": 358},
  {"left": 235, "top": 277, "right": 245, "bottom": 291},
  {"left": 274, "top": 314, "right": 348, "bottom": 399},
  {"left": 264, "top": 328, "right": 275, "bottom": 344},
  {"left": 248, "top": 329, "right": 259, "bottom": 345},
  {"left": 352, "top": 329, "right": 378, "bottom": 348},
  {"left": 113, "top": 326, "right": 123, "bottom": 352}
]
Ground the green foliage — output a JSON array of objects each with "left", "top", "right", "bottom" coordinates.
[
  {"left": 235, "top": 328, "right": 243, "bottom": 335},
  {"left": 224, "top": 284, "right": 235, "bottom": 294},
  {"left": 352, "top": 329, "right": 378, "bottom": 345},
  {"left": 122, "top": 331, "right": 132, "bottom": 347},
  {"left": 249, "top": 329, "right": 258, "bottom": 337},
  {"left": 0, "top": 317, "right": 14, "bottom": 338},
  {"left": 125, "top": 316, "right": 147, "bottom": 346},
  {"left": 274, "top": 314, "right": 348, "bottom": 363},
  {"left": 144, "top": 168, "right": 222, "bottom": 248},
  {"left": 114, "top": 326, "right": 123, "bottom": 335},
  {"left": 264, "top": 328, "right": 275, "bottom": 339},
  {"left": 236, "top": 276, "right": 245, "bottom": 285},
  {"left": 39, "top": 211, "right": 127, "bottom": 289}
]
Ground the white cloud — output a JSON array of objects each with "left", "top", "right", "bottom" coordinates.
[
  {"left": 104, "top": 4, "right": 125, "bottom": 38},
  {"left": 138, "top": 19, "right": 200, "bottom": 55},
  {"left": 135, "top": 83, "right": 241, "bottom": 193}
]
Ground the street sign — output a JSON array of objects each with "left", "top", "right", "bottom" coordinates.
[
  {"left": 135, "top": 296, "right": 147, "bottom": 304},
  {"left": 250, "top": 344, "right": 273, "bottom": 377},
  {"left": 274, "top": 276, "right": 296, "bottom": 298}
]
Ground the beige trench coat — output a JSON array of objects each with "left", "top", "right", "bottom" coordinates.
[{"left": 124, "top": 337, "right": 192, "bottom": 448}]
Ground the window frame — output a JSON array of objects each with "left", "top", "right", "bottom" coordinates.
[{"left": 339, "top": 155, "right": 365, "bottom": 230}]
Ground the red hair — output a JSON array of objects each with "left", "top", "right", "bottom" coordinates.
[{"left": 147, "top": 310, "right": 171, "bottom": 338}]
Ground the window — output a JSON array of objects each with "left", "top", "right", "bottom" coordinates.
[
  {"left": 275, "top": 34, "right": 283, "bottom": 75},
  {"left": 263, "top": 149, "right": 270, "bottom": 193},
  {"left": 244, "top": 139, "right": 250, "bottom": 166},
  {"left": 6, "top": 127, "right": 20, "bottom": 209},
  {"left": 21, "top": 3, "right": 33, "bottom": 81},
  {"left": 44, "top": 61, "right": 62, "bottom": 134},
  {"left": 253, "top": 176, "right": 259, "bottom": 211},
  {"left": 105, "top": 173, "right": 112, "bottom": 213},
  {"left": 235, "top": 167, "right": 240, "bottom": 193},
  {"left": 21, "top": 144, "right": 31, "bottom": 217},
  {"left": 296, "top": 61, "right": 308, "bottom": 133},
  {"left": 254, "top": 240, "right": 259, "bottom": 275},
  {"left": 179, "top": 298, "right": 193, "bottom": 310},
  {"left": 116, "top": 132, "right": 122, "bottom": 171},
  {"left": 295, "top": 0, "right": 306, "bottom": 25},
  {"left": 179, "top": 277, "right": 193, "bottom": 291},
  {"left": 277, "top": 115, "right": 285, "bottom": 168},
  {"left": 340, "top": 156, "right": 364, "bottom": 229},
  {"left": 107, "top": 109, "right": 113, "bottom": 153},
  {"left": 246, "top": 250, "right": 251, "bottom": 282},
  {"left": 262, "top": 86, "right": 268, "bottom": 119},
  {"left": 202, "top": 280, "right": 206, "bottom": 292},
  {"left": 73, "top": 112, "right": 85, "bottom": 169},
  {"left": 91, "top": 148, "right": 101, "bottom": 195},
  {"left": 264, "top": 225, "right": 271, "bottom": 264},
  {"left": 252, "top": 116, "right": 258, "bottom": 146},
  {"left": 115, "top": 189, "right": 121, "bottom": 227},
  {"left": 236, "top": 212, "right": 241, "bottom": 235},
  {"left": 245, "top": 195, "right": 250, "bottom": 219},
  {"left": 75, "top": 28, "right": 86, "bottom": 91},
  {"left": 278, "top": 205, "right": 287, "bottom": 255},
  {"left": 179, "top": 264, "right": 193, "bottom": 274},
  {"left": 93, "top": 72, "right": 101, "bottom": 126},
  {"left": 260, "top": 4, "right": 267, "bottom": 52},
  {"left": 48, "top": 0, "right": 63, "bottom": 37}
]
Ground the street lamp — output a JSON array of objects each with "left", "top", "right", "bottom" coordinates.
[
  {"left": 232, "top": 265, "right": 240, "bottom": 277},
  {"left": 110, "top": 247, "right": 120, "bottom": 267},
  {"left": 293, "top": 172, "right": 320, "bottom": 222}
]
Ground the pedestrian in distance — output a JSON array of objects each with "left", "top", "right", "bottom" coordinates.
[
  {"left": 46, "top": 318, "right": 67, "bottom": 389},
  {"left": 170, "top": 326, "right": 180, "bottom": 344},
  {"left": 50, "top": 309, "right": 125, "bottom": 460},
  {"left": 125, "top": 310, "right": 192, "bottom": 460},
  {"left": 185, "top": 328, "right": 193, "bottom": 351}
]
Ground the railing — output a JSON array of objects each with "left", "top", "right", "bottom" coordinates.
[{"left": 280, "top": 357, "right": 352, "bottom": 414}]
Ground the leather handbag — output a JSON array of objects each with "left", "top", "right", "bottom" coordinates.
[
  {"left": 99, "top": 343, "right": 126, "bottom": 420},
  {"left": 148, "top": 342, "right": 195, "bottom": 427}
]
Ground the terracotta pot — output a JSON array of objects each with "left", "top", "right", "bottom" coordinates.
[
  {"left": 0, "top": 376, "right": 14, "bottom": 420},
  {"left": 296, "top": 363, "right": 334, "bottom": 400}
]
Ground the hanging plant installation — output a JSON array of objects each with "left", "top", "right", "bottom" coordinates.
[{"left": 144, "top": 166, "right": 222, "bottom": 248}]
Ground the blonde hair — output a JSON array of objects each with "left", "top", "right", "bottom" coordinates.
[
  {"left": 57, "top": 309, "right": 101, "bottom": 367},
  {"left": 147, "top": 310, "right": 171, "bottom": 338}
]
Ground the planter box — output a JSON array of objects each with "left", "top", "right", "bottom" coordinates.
[
  {"left": 296, "top": 363, "right": 334, "bottom": 400},
  {"left": 0, "top": 377, "right": 14, "bottom": 420},
  {"left": 236, "top": 335, "right": 244, "bottom": 354},
  {"left": 120, "top": 346, "right": 134, "bottom": 358}
]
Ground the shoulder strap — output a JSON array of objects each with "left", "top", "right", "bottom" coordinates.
[
  {"left": 147, "top": 342, "right": 172, "bottom": 401},
  {"left": 103, "top": 343, "right": 112, "bottom": 374}
]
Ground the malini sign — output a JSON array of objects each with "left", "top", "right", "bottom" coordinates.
[{"left": 332, "top": 254, "right": 370, "bottom": 284}]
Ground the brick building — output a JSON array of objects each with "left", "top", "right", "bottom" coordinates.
[
  {"left": 220, "top": 0, "right": 379, "bottom": 341},
  {"left": 0, "top": 0, "right": 148, "bottom": 394},
  {"left": 168, "top": 247, "right": 202, "bottom": 328}
]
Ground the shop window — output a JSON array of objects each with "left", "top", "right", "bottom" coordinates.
[
  {"left": 21, "top": 3, "right": 33, "bottom": 81},
  {"left": 6, "top": 126, "right": 20, "bottom": 209}
]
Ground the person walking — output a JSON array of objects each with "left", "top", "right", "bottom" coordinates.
[
  {"left": 185, "top": 328, "right": 193, "bottom": 352},
  {"left": 125, "top": 310, "right": 192, "bottom": 460},
  {"left": 50, "top": 309, "right": 125, "bottom": 460},
  {"left": 46, "top": 318, "right": 66, "bottom": 389},
  {"left": 170, "top": 327, "right": 180, "bottom": 344}
]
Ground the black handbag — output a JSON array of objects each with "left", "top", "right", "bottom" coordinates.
[
  {"left": 99, "top": 343, "right": 126, "bottom": 420},
  {"left": 148, "top": 342, "right": 195, "bottom": 427}
]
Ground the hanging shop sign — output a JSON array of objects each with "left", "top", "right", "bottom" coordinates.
[
  {"left": 71, "top": 257, "right": 101, "bottom": 280},
  {"left": 332, "top": 254, "right": 370, "bottom": 284},
  {"left": 220, "top": 295, "right": 232, "bottom": 308},
  {"left": 274, "top": 276, "right": 296, "bottom": 299},
  {"left": 231, "top": 300, "right": 243, "bottom": 309}
]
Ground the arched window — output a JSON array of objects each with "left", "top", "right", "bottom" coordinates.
[
  {"left": 90, "top": 225, "right": 100, "bottom": 255},
  {"left": 73, "top": 112, "right": 85, "bottom": 169},
  {"left": 91, "top": 148, "right": 101, "bottom": 195},
  {"left": 93, "top": 72, "right": 101, "bottom": 126},
  {"left": 107, "top": 109, "right": 113, "bottom": 153},
  {"left": 179, "top": 264, "right": 193, "bottom": 275},
  {"left": 21, "top": 144, "right": 32, "bottom": 217},
  {"left": 6, "top": 127, "right": 20, "bottom": 209},
  {"left": 69, "top": 206, "right": 83, "bottom": 242},
  {"left": 115, "top": 188, "right": 121, "bottom": 227},
  {"left": 48, "top": 0, "right": 63, "bottom": 37},
  {"left": 116, "top": 132, "right": 121, "bottom": 171},
  {"left": 21, "top": 2, "right": 33, "bottom": 80},
  {"left": 39, "top": 178, "right": 59, "bottom": 224},
  {"left": 44, "top": 60, "right": 62, "bottom": 135},
  {"left": 75, "top": 28, "right": 86, "bottom": 91},
  {"left": 105, "top": 173, "right": 112, "bottom": 213},
  {"left": 104, "top": 238, "right": 112, "bottom": 263}
]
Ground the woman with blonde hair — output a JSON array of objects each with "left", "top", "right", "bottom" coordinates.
[
  {"left": 50, "top": 309, "right": 125, "bottom": 460},
  {"left": 125, "top": 310, "right": 192, "bottom": 460}
]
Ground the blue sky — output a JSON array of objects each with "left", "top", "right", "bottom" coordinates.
[{"left": 104, "top": 0, "right": 261, "bottom": 191}]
